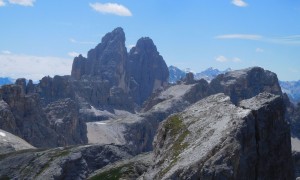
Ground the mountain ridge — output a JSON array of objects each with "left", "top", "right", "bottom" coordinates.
[
  {"left": 0, "top": 27, "right": 298, "bottom": 179},
  {"left": 169, "top": 65, "right": 300, "bottom": 104}
]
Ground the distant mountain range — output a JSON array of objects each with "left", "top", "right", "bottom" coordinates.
[
  {"left": 169, "top": 65, "right": 300, "bottom": 104},
  {"left": 169, "top": 66, "right": 232, "bottom": 83},
  {"left": 279, "top": 80, "right": 300, "bottom": 104},
  {"left": 0, "top": 77, "right": 14, "bottom": 86},
  {"left": 1, "top": 66, "right": 299, "bottom": 104}
]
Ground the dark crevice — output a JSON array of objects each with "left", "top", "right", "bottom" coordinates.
[{"left": 252, "top": 110, "right": 260, "bottom": 180}]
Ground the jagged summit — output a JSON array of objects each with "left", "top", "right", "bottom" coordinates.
[
  {"left": 71, "top": 27, "right": 169, "bottom": 106},
  {"left": 131, "top": 37, "right": 158, "bottom": 54},
  {"left": 128, "top": 36, "right": 169, "bottom": 105}
]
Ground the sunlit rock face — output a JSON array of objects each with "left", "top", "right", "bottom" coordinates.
[{"left": 142, "top": 93, "right": 293, "bottom": 180}]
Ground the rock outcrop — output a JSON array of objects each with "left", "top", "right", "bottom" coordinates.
[
  {"left": 0, "top": 84, "right": 59, "bottom": 147},
  {"left": 210, "top": 67, "right": 282, "bottom": 104},
  {"left": 0, "top": 144, "right": 133, "bottom": 180},
  {"left": 0, "top": 129, "right": 35, "bottom": 155},
  {"left": 128, "top": 37, "right": 169, "bottom": 105},
  {"left": 142, "top": 93, "right": 293, "bottom": 179},
  {"left": 88, "top": 152, "right": 153, "bottom": 180},
  {"left": 71, "top": 27, "right": 128, "bottom": 87},
  {"left": 37, "top": 75, "right": 75, "bottom": 106},
  {"left": 44, "top": 98, "right": 88, "bottom": 146}
]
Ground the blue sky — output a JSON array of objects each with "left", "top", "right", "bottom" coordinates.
[{"left": 0, "top": 0, "right": 300, "bottom": 81}]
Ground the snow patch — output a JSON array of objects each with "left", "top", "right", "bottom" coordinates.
[
  {"left": 0, "top": 132, "right": 6, "bottom": 137},
  {"left": 96, "top": 122, "right": 107, "bottom": 125},
  {"left": 292, "top": 137, "right": 300, "bottom": 152}
]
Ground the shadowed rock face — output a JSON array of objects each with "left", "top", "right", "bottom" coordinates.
[
  {"left": 71, "top": 28, "right": 169, "bottom": 107},
  {"left": 142, "top": 93, "right": 293, "bottom": 179},
  {"left": 0, "top": 84, "right": 59, "bottom": 147},
  {"left": 44, "top": 98, "right": 88, "bottom": 146},
  {"left": 128, "top": 37, "right": 169, "bottom": 105},
  {"left": 72, "top": 27, "right": 129, "bottom": 90}
]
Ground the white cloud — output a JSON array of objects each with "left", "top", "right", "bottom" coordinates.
[
  {"left": 267, "top": 35, "right": 300, "bottom": 45},
  {"left": 69, "top": 38, "right": 95, "bottom": 45},
  {"left": 216, "top": 34, "right": 300, "bottom": 45},
  {"left": 216, "top": 55, "right": 242, "bottom": 63},
  {"left": 8, "top": 0, "right": 35, "bottom": 6},
  {"left": 68, "top": 51, "right": 79, "bottom": 57},
  {"left": 216, "top": 56, "right": 228, "bottom": 63},
  {"left": 0, "top": 53, "right": 72, "bottom": 81},
  {"left": 215, "top": 34, "right": 262, "bottom": 40},
  {"left": 0, "top": 0, "right": 5, "bottom": 6},
  {"left": 232, "top": 57, "right": 241, "bottom": 62},
  {"left": 232, "top": 0, "right": 248, "bottom": 7},
  {"left": 89, "top": 2, "right": 132, "bottom": 16},
  {"left": 1, "top": 50, "right": 11, "bottom": 54},
  {"left": 255, "top": 48, "right": 262, "bottom": 52}
]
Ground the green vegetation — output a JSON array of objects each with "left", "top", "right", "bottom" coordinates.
[
  {"left": 159, "top": 115, "right": 190, "bottom": 177},
  {"left": 89, "top": 163, "right": 134, "bottom": 180},
  {"left": 52, "top": 149, "right": 70, "bottom": 158},
  {"left": 35, "top": 149, "right": 70, "bottom": 177}
]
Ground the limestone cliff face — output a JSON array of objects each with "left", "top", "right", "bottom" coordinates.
[
  {"left": 128, "top": 37, "right": 169, "bottom": 105},
  {"left": 143, "top": 93, "right": 293, "bottom": 179},
  {"left": 71, "top": 27, "right": 129, "bottom": 90},
  {"left": 70, "top": 28, "right": 169, "bottom": 107},
  {"left": 0, "top": 81, "right": 86, "bottom": 148},
  {"left": 0, "top": 84, "right": 59, "bottom": 147},
  {"left": 44, "top": 98, "right": 87, "bottom": 146},
  {"left": 37, "top": 75, "right": 75, "bottom": 106}
]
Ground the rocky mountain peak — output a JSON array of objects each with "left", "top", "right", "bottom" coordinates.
[
  {"left": 95, "top": 27, "right": 126, "bottom": 56},
  {"left": 131, "top": 37, "right": 158, "bottom": 54},
  {"left": 70, "top": 28, "right": 169, "bottom": 107},
  {"left": 101, "top": 27, "right": 125, "bottom": 44},
  {"left": 128, "top": 37, "right": 169, "bottom": 105}
]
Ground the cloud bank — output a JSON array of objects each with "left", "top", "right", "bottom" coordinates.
[
  {"left": 89, "top": 2, "right": 132, "bottom": 16},
  {"left": 8, "top": 0, "right": 35, "bottom": 6},
  {"left": 0, "top": 0, "right": 5, "bottom": 6},
  {"left": 232, "top": 0, "right": 248, "bottom": 7},
  {"left": 216, "top": 55, "right": 241, "bottom": 63},
  {"left": 216, "top": 34, "right": 300, "bottom": 45},
  {"left": 215, "top": 34, "right": 262, "bottom": 40},
  {"left": 0, "top": 53, "right": 72, "bottom": 81}
]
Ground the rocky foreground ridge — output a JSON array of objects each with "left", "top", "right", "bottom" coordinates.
[
  {"left": 0, "top": 28, "right": 298, "bottom": 179},
  {"left": 142, "top": 93, "right": 293, "bottom": 179}
]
